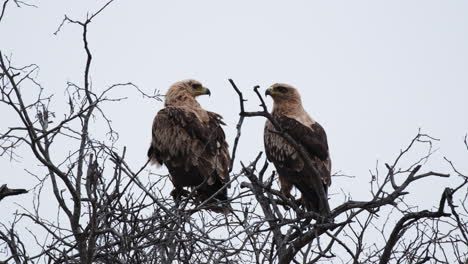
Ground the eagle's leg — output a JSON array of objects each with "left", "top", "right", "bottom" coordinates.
[
  {"left": 279, "top": 174, "right": 294, "bottom": 199},
  {"left": 278, "top": 174, "right": 297, "bottom": 210}
]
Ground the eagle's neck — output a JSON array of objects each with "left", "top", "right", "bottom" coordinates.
[
  {"left": 165, "top": 93, "right": 200, "bottom": 108},
  {"left": 165, "top": 95, "right": 209, "bottom": 122},
  {"left": 272, "top": 101, "right": 315, "bottom": 126},
  {"left": 272, "top": 98, "right": 304, "bottom": 116}
]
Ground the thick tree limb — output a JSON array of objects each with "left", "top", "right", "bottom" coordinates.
[{"left": 0, "top": 184, "right": 27, "bottom": 201}]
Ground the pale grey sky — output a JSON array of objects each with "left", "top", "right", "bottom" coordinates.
[{"left": 1, "top": 0, "right": 467, "bottom": 261}]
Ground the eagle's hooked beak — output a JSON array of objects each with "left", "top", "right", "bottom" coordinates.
[
  {"left": 265, "top": 88, "right": 272, "bottom": 97},
  {"left": 204, "top": 87, "right": 211, "bottom": 97}
]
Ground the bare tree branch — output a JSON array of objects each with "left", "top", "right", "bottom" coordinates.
[{"left": 0, "top": 184, "right": 27, "bottom": 201}]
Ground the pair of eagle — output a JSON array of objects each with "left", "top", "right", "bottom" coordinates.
[{"left": 147, "top": 80, "right": 331, "bottom": 215}]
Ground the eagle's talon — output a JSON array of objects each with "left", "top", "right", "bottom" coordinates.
[
  {"left": 170, "top": 188, "right": 190, "bottom": 200},
  {"left": 295, "top": 197, "right": 303, "bottom": 205}
]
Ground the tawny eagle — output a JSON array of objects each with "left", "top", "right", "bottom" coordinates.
[
  {"left": 147, "top": 80, "right": 231, "bottom": 214},
  {"left": 264, "top": 83, "right": 331, "bottom": 213}
]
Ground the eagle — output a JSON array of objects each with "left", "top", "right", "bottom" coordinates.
[
  {"left": 264, "top": 83, "right": 331, "bottom": 214},
  {"left": 147, "top": 80, "right": 231, "bottom": 214}
]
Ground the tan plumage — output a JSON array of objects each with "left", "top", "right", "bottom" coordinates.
[
  {"left": 147, "top": 80, "right": 231, "bottom": 214},
  {"left": 264, "top": 83, "right": 331, "bottom": 213}
]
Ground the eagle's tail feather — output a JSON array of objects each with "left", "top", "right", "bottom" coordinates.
[
  {"left": 147, "top": 146, "right": 162, "bottom": 167},
  {"left": 293, "top": 177, "right": 330, "bottom": 217}
]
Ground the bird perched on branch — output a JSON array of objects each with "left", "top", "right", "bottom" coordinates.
[
  {"left": 264, "top": 83, "right": 331, "bottom": 215},
  {"left": 147, "top": 80, "right": 231, "bottom": 214}
]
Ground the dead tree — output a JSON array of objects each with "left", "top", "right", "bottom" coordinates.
[{"left": 1, "top": 1, "right": 467, "bottom": 264}]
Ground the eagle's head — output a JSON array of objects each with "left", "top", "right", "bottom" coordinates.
[
  {"left": 265, "top": 83, "right": 302, "bottom": 105},
  {"left": 265, "top": 83, "right": 305, "bottom": 115},
  {"left": 165, "top": 80, "right": 211, "bottom": 106}
]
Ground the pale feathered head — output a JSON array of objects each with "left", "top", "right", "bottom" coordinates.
[
  {"left": 265, "top": 83, "right": 302, "bottom": 106},
  {"left": 165, "top": 80, "right": 210, "bottom": 106}
]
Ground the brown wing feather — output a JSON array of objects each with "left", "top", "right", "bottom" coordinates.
[
  {"left": 264, "top": 116, "right": 331, "bottom": 186},
  {"left": 148, "top": 107, "right": 230, "bottom": 188},
  {"left": 264, "top": 116, "right": 331, "bottom": 213},
  {"left": 277, "top": 116, "right": 329, "bottom": 161},
  {"left": 148, "top": 107, "right": 208, "bottom": 168},
  {"left": 206, "top": 111, "right": 231, "bottom": 184}
]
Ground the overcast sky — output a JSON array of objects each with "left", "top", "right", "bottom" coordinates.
[{"left": 1, "top": 0, "right": 467, "bottom": 259}]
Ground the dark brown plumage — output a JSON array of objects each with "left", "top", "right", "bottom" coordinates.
[
  {"left": 147, "top": 80, "right": 231, "bottom": 214},
  {"left": 264, "top": 83, "right": 331, "bottom": 213}
]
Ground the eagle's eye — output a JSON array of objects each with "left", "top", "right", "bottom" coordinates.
[
  {"left": 276, "top": 86, "right": 287, "bottom": 93},
  {"left": 191, "top": 83, "right": 202, "bottom": 90}
]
